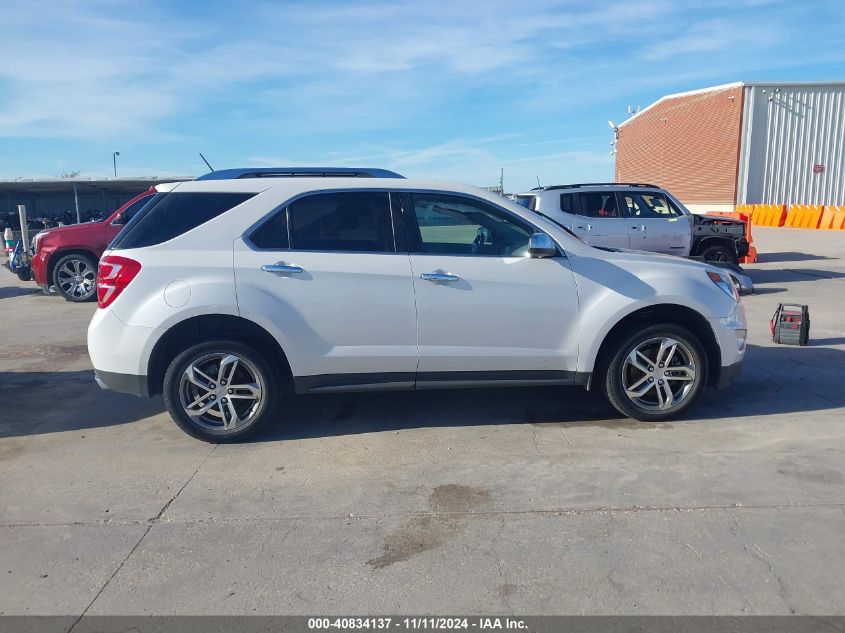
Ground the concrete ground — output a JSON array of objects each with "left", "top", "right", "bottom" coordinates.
[{"left": 1, "top": 227, "right": 844, "bottom": 616}]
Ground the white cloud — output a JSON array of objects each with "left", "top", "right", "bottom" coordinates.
[{"left": 0, "top": 0, "right": 842, "bottom": 188}]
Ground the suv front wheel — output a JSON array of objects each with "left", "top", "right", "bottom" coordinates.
[
  {"left": 53, "top": 253, "right": 98, "bottom": 302},
  {"left": 603, "top": 324, "right": 708, "bottom": 421},
  {"left": 163, "top": 340, "right": 281, "bottom": 442},
  {"left": 699, "top": 243, "right": 737, "bottom": 265}
]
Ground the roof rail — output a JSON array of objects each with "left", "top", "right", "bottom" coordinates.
[
  {"left": 539, "top": 182, "right": 660, "bottom": 191},
  {"left": 195, "top": 167, "right": 405, "bottom": 181}
]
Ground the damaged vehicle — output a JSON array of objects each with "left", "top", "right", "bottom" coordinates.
[{"left": 514, "top": 183, "right": 749, "bottom": 265}]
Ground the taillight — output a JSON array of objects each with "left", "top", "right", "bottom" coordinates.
[{"left": 97, "top": 255, "right": 141, "bottom": 308}]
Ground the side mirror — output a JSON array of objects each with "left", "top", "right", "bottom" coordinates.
[{"left": 528, "top": 232, "right": 557, "bottom": 258}]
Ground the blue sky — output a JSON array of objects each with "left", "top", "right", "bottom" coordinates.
[{"left": 1, "top": 0, "right": 844, "bottom": 191}]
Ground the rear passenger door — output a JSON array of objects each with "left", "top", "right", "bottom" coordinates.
[
  {"left": 561, "top": 192, "right": 630, "bottom": 249},
  {"left": 622, "top": 191, "right": 692, "bottom": 255},
  {"left": 233, "top": 190, "right": 418, "bottom": 388}
]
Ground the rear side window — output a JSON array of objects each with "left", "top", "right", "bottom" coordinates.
[
  {"left": 249, "top": 209, "right": 289, "bottom": 249},
  {"left": 514, "top": 195, "right": 537, "bottom": 210},
  {"left": 559, "top": 193, "right": 578, "bottom": 214},
  {"left": 577, "top": 192, "right": 620, "bottom": 218},
  {"left": 288, "top": 192, "right": 394, "bottom": 253},
  {"left": 113, "top": 192, "right": 255, "bottom": 249}
]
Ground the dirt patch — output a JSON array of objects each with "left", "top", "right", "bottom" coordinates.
[
  {"left": 366, "top": 515, "right": 459, "bottom": 570},
  {"left": 0, "top": 438, "right": 26, "bottom": 461},
  {"left": 777, "top": 464, "right": 845, "bottom": 485},
  {"left": 367, "top": 484, "right": 491, "bottom": 570},
  {"left": 429, "top": 484, "right": 492, "bottom": 513},
  {"left": 0, "top": 344, "right": 89, "bottom": 361},
  {"left": 0, "top": 344, "right": 90, "bottom": 371}
]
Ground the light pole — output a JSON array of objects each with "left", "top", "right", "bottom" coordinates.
[{"left": 113, "top": 151, "right": 120, "bottom": 178}]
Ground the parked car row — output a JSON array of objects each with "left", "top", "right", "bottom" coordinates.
[
  {"left": 80, "top": 169, "right": 747, "bottom": 442},
  {"left": 25, "top": 177, "right": 751, "bottom": 304}
]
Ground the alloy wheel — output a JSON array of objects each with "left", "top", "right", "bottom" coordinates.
[
  {"left": 621, "top": 337, "right": 697, "bottom": 412},
  {"left": 178, "top": 353, "right": 264, "bottom": 431},
  {"left": 57, "top": 258, "right": 96, "bottom": 299}
]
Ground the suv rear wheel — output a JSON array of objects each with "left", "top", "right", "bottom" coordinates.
[
  {"left": 603, "top": 324, "right": 708, "bottom": 421},
  {"left": 163, "top": 339, "right": 281, "bottom": 442},
  {"left": 53, "top": 253, "right": 98, "bottom": 302}
]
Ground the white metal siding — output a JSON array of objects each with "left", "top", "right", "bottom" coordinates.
[{"left": 738, "top": 84, "right": 845, "bottom": 205}]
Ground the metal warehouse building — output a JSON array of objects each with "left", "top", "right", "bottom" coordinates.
[
  {"left": 614, "top": 81, "right": 845, "bottom": 213},
  {"left": 0, "top": 177, "right": 191, "bottom": 226}
]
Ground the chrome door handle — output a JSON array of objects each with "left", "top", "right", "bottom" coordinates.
[
  {"left": 261, "top": 263, "right": 303, "bottom": 274},
  {"left": 575, "top": 224, "right": 593, "bottom": 231},
  {"left": 420, "top": 272, "right": 460, "bottom": 282},
  {"left": 632, "top": 225, "right": 646, "bottom": 231}
]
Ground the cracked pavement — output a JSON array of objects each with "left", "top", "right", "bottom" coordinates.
[{"left": 1, "top": 227, "right": 844, "bottom": 615}]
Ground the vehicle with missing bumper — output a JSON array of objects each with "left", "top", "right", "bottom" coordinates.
[
  {"left": 514, "top": 183, "right": 749, "bottom": 264},
  {"left": 88, "top": 175, "right": 747, "bottom": 442}
]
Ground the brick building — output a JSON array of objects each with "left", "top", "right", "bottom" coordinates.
[{"left": 614, "top": 81, "right": 845, "bottom": 213}]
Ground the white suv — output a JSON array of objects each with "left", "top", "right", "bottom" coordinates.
[{"left": 88, "top": 176, "right": 747, "bottom": 442}]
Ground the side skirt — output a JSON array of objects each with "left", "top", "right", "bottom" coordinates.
[{"left": 293, "top": 370, "right": 589, "bottom": 394}]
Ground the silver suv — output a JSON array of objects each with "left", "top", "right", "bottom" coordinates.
[{"left": 514, "top": 183, "right": 749, "bottom": 264}]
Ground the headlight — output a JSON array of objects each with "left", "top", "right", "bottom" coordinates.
[
  {"left": 31, "top": 231, "right": 44, "bottom": 253},
  {"left": 707, "top": 270, "right": 740, "bottom": 302}
]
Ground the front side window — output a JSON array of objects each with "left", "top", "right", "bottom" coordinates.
[
  {"left": 289, "top": 191, "right": 393, "bottom": 253},
  {"left": 624, "top": 192, "right": 682, "bottom": 218},
  {"left": 577, "top": 192, "right": 620, "bottom": 218},
  {"left": 113, "top": 192, "right": 255, "bottom": 249},
  {"left": 410, "top": 194, "right": 533, "bottom": 257}
]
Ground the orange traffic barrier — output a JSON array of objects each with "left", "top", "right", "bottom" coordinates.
[
  {"left": 741, "top": 244, "right": 758, "bottom": 265},
  {"left": 736, "top": 211, "right": 757, "bottom": 263},
  {"left": 820, "top": 206, "right": 845, "bottom": 230},
  {"left": 736, "top": 204, "right": 755, "bottom": 222},
  {"left": 803, "top": 205, "right": 823, "bottom": 228},
  {"left": 752, "top": 204, "right": 787, "bottom": 227},
  {"left": 786, "top": 204, "right": 824, "bottom": 229},
  {"left": 785, "top": 205, "right": 803, "bottom": 227}
]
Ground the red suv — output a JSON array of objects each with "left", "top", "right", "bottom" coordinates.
[{"left": 30, "top": 186, "right": 163, "bottom": 301}]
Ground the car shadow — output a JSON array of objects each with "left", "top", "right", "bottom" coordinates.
[
  {"left": 251, "top": 343, "right": 845, "bottom": 442},
  {"left": 747, "top": 268, "right": 845, "bottom": 284},
  {"left": 810, "top": 337, "right": 845, "bottom": 346},
  {"left": 747, "top": 286, "right": 787, "bottom": 295},
  {"left": 0, "top": 370, "right": 166, "bottom": 438},
  {"left": 0, "top": 285, "right": 42, "bottom": 300},
  {"left": 3, "top": 343, "right": 844, "bottom": 441},
  {"left": 756, "top": 252, "right": 836, "bottom": 264}
]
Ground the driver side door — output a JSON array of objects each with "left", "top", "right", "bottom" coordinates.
[
  {"left": 622, "top": 191, "right": 692, "bottom": 255},
  {"left": 402, "top": 192, "right": 580, "bottom": 383}
]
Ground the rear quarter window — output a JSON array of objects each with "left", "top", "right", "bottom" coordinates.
[{"left": 112, "top": 192, "right": 255, "bottom": 249}]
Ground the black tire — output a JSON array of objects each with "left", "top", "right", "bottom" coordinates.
[
  {"left": 16, "top": 267, "right": 32, "bottom": 282},
  {"left": 52, "top": 253, "right": 98, "bottom": 302},
  {"left": 699, "top": 244, "right": 737, "bottom": 265},
  {"left": 163, "top": 339, "right": 282, "bottom": 442},
  {"left": 603, "top": 324, "right": 708, "bottom": 422}
]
